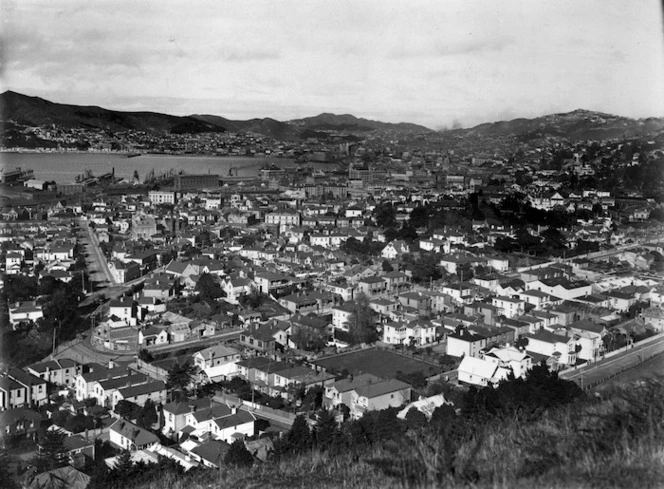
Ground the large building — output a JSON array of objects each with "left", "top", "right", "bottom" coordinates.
[{"left": 174, "top": 174, "right": 219, "bottom": 191}]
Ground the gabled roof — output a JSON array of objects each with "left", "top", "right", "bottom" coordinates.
[
  {"left": 163, "top": 398, "right": 211, "bottom": 416},
  {"left": 191, "top": 440, "right": 229, "bottom": 467},
  {"left": 457, "top": 356, "right": 498, "bottom": 380},
  {"left": 353, "top": 378, "right": 411, "bottom": 399},
  {"left": 109, "top": 418, "right": 159, "bottom": 446}
]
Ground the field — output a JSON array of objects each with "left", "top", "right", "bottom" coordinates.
[{"left": 312, "top": 348, "right": 439, "bottom": 378}]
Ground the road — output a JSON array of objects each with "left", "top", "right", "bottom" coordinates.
[
  {"left": 79, "top": 216, "right": 115, "bottom": 286},
  {"left": 561, "top": 335, "right": 664, "bottom": 389}
]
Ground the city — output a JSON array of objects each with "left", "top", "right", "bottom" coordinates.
[{"left": 1, "top": 1, "right": 664, "bottom": 489}]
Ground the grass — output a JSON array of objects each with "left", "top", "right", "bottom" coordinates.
[
  {"left": 124, "top": 377, "right": 664, "bottom": 489},
  {"left": 312, "top": 348, "right": 438, "bottom": 378}
]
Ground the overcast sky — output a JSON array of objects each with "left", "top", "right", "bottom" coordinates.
[{"left": 2, "top": 0, "right": 663, "bottom": 129}]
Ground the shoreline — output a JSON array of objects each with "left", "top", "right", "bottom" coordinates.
[{"left": 0, "top": 149, "right": 291, "bottom": 159}]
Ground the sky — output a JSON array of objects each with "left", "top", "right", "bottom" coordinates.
[{"left": 2, "top": 0, "right": 664, "bottom": 129}]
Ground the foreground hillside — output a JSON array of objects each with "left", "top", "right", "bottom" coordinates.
[{"left": 94, "top": 374, "right": 664, "bottom": 489}]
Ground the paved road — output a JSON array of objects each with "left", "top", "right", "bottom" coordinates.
[
  {"left": 147, "top": 329, "right": 243, "bottom": 354},
  {"left": 79, "top": 216, "right": 115, "bottom": 286},
  {"left": 561, "top": 335, "right": 664, "bottom": 388}
]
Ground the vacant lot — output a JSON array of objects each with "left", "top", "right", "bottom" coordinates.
[{"left": 313, "top": 348, "right": 439, "bottom": 379}]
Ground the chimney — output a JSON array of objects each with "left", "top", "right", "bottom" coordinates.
[
  {"left": 231, "top": 405, "right": 238, "bottom": 415},
  {"left": 189, "top": 403, "right": 196, "bottom": 413},
  {"left": 108, "top": 360, "right": 115, "bottom": 369}
]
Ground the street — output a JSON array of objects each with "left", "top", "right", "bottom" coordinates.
[{"left": 561, "top": 334, "right": 664, "bottom": 389}]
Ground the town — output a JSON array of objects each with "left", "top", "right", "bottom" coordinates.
[{"left": 1, "top": 115, "right": 663, "bottom": 488}]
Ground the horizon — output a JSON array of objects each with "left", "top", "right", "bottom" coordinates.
[
  {"left": 5, "top": 89, "right": 663, "bottom": 133},
  {"left": 3, "top": 1, "right": 664, "bottom": 129}
]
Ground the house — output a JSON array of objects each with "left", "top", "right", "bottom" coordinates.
[
  {"left": 481, "top": 346, "right": 533, "bottom": 379},
  {"left": 382, "top": 319, "right": 436, "bottom": 347},
  {"left": 222, "top": 277, "right": 254, "bottom": 304},
  {"left": 138, "top": 326, "right": 169, "bottom": 346},
  {"left": 111, "top": 380, "right": 167, "bottom": 410},
  {"left": 398, "top": 291, "right": 432, "bottom": 313},
  {"left": 109, "top": 418, "right": 159, "bottom": 450},
  {"left": 642, "top": 307, "right": 664, "bottom": 332},
  {"left": 26, "top": 358, "right": 80, "bottom": 388},
  {"left": 523, "top": 330, "right": 577, "bottom": 367},
  {"left": 162, "top": 398, "right": 212, "bottom": 439},
  {"left": 381, "top": 240, "right": 410, "bottom": 259},
  {"left": 193, "top": 344, "right": 241, "bottom": 370},
  {"left": 0, "top": 408, "right": 42, "bottom": 447},
  {"left": 446, "top": 330, "right": 488, "bottom": 358},
  {"left": 457, "top": 356, "right": 504, "bottom": 387},
  {"left": 525, "top": 278, "right": 592, "bottom": 301},
  {"left": 357, "top": 276, "right": 386, "bottom": 297},
  {"left": 349, "top": 378, "right": 412, "bottom": 419},
  {"left": 492, "top": 296, "right": 526, "bottom": 319},
  {"left": 74, "top": 366, "right": 127, "bottom": 402},
  {"left": 270, "top": 366, "right": 336, "bottom": 399},
  {"left": 180, "top": 403, "right": 256, "bottom": 444},
  {"left": 324, "top": 373, "right": 382, "bottom": 410},
  {"left": 188, "top": 440, "right": 229, "bottom": 469},
  {"left": 382, "top": 271, "right": 409, "bottom": 293},
  {"left": 0, "top": 376, "right": 27, "bottom": 410},
  {"left": 3, "top": 368, "right": 48, "bottom": 408},
  {"left": 332, "top": 302, "right": 357, "bottom": 330},
  {"left": 8, "top": 301, "right": 44, "bottom": 327},
  {"left": 89, "top": 372, "right": 150, "bottom": 408},
  {"left": 240, "top": 322, "right": 289, "bottom": 352}
]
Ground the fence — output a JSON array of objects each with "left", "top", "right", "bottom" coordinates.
[
  {"left": 580, "top": 349, "right": 664, "bottom": 392},
  {"left": 213, "top": 393, "right": 296, "bottom": 426}
]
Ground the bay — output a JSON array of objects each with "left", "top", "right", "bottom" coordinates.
[{"left": 0, "top": 152, "right": 298, "bottom": 184}]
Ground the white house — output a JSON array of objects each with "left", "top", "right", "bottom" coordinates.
[
  {"left": 109, "top": 418, "right": 159, "bottom": 450},
  {"left": 381, "top": 240, "right": 410, "bottom": 260}
]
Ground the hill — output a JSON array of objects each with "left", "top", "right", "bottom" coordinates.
[
  {"left": 289, "top": 112, "right": 433, "bottom": 134},
  {"left": 0, "top": 91, "right": 225, "bottom": 135},
  {"left": 0, "top": 91, "right": 432, "bottom": 140},
  {"left": 190, "top": 113, "right": 299, "bottom": 140},
  {"left": 445, "top": 109, "right": 664, "bottom": 142}
]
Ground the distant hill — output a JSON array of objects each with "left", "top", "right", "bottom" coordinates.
[
  {"left": 0, "top": 90, "right": 225, "bottom": 135},
  {"left": 190, "top": 114, "right": 299, "bottom": 140},
  {"left": 445, "top": 109, "right": 664, "bottom": 142},
  {"left": 0, "top": 91, "right": 433, "bottom": 140},
  {"left": 3, "top": 91, "right": 662, "bottom": 142},
  {"left": 290, "top": 112, "right": 432, "bottom": 134}
]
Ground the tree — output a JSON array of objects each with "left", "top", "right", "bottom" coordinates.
[
  {"left": 137, "top": 399, "right": 158, "bottom": 429},
  {"left": 224, "top": 439, "right": 254, "bottom": 468},
  {"left": 409, "top": 206, "right": 429, "bottom": 229},
  {"left": 382, "top": 260, "right": 394, "bottom": 272},
  {"left": 112, "top": 449, "right": 135, "bottom": 484},
  {"left": 166, "top": 360, "right": 198, "bottom": 395},
  {"left": 195, "top": 273, "right": 224, "bottom": 303},
  {"left": 115, "top": 400, "right": 140, "bottom": 420},
  {"left": 314, "top": 409, "right": 338, "bottom": 449},
  {"left": 373, "top": 203, "right": 397, "bottom": 228},
  {"left": 282, "top": 415, "right": 311, "bottom": 454},
  {"left": 404, "top": 408, "right": 428, "bottom": 430},
  {"left": 347, "top": 294, "right": 378, "bottom": 345},
  {"left": 33, "top": 429, "right": 66, "bottom": 472}
]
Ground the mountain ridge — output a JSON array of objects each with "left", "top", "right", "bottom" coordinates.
[{"left": 2, "top": 90, "right": 663, "bottom": 142}]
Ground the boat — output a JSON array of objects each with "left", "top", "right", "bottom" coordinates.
[{"left": 126, "top": 152, "right": 141, "bottom": 158}]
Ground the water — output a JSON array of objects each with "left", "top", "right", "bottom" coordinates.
[{"left": 0, "top": 152, "right": 298, "bottom": 184}]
